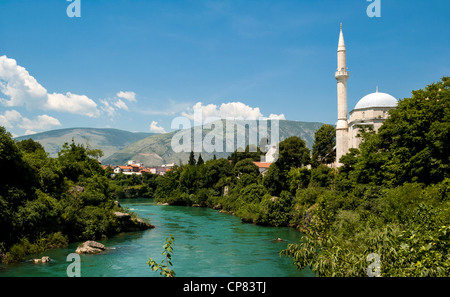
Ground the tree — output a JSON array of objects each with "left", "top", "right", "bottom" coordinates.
[
  {"left": 286, "top": 167, "right": 311, "bottom": 193},
  {"left": 312, "top": 124, "right": 336, "bottom": 166},
  {"left": 188, "top": 151, "right": 196, "bottom": 166},
  {"left": 276, "top": 136, "right": 311, "bottom": 172},
  {"left": 16, "top": 138, "right": 45, "bottom": 154},
  {"left": 197, "top": 153, "right": 204, "bottom": 165},
  {"left": 228, "top": 144, "right": 264, "bottom": 164},
  {"left": 377, "top": 76, "right": 450, "bottom": 186},
  {"left": 233, "top": 158, "right": 259, "bottom": 178},
  {"left": 263, "top": 163, "right": 284, "bottom": 196}
]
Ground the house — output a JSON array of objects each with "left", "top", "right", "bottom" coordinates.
[
  {"left": 128, "top": 160, "right": 144, "bottom": 167},
  {"left": 114, "top": 165, "right": 133, "bottom": 174},
  {"left": 253, "top": 162, "right": 272, "bottom": 176}
]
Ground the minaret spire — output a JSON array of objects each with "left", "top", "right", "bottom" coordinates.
[
  {"left": 338, "top": 23, "right": 345, "bottom": 51},
  {"left": 335, "top": 23, "right": 349, "bottom": 167}
]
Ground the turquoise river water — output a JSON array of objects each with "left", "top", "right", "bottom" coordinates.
[{"left": 0, "top": 199, "right": 313, "bottom": 277}]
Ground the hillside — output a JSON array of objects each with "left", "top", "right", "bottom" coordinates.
[
  {"left": 102, "top": 120, "right": 325, "bottom": 166},
  {"left": 15, "top": 128, "right": 154, "bottom": 161}
]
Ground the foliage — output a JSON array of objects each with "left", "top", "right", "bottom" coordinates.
[
  {"left": 2, "top": 232, "right": 68, "bottom": 264},
  {"left": 188, "top": 151, "right": 196, "bottom": 166},
  {"left": 275, "top": 136, "right": 311, "bottom": 172},
  {"left": 312, "top": 124, "right": 336, "bottom": 166},
  {"left": 228, "top": 144, "right": 264, "bottom": 163},
  {"left": 147, "top": 234, "right": 175, "bottom": 277},
  {"left": 0, "top": 132, "right": 149, "bottom": 263}
]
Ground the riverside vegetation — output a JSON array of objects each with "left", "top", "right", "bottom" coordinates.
[
  {"left": 149, "top": 77, "right": 450, "bottom": 276},
  {"left": 1, "top": 77, "right": 449, "bottom": 276},
  {"left": 0, "top": 133, "right": 152, "bottom": 263}
]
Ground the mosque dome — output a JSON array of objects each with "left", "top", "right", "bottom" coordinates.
[{"left": 354, "top": 91, "right": 397, "bottom": 110}]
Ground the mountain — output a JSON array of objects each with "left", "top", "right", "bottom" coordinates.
[
  {"left": 15, "top": 128, "right": 154, "bottom": 160},
  {"left": 102, "top": 120, "right": 325, "bottom": 166}
]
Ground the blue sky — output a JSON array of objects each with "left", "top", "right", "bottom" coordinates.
[{"left": 0, "top": 0, "right": 449, "bottom": 136}]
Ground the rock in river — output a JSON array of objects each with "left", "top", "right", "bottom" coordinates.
[
  {"left": 113, "top": 211, "right": 155, "bottom": 231},
  {"left": 75, "top": 241, "right": 106, "bottom": 254},
  {"left": 32, "top": 256, "right": 51, "bottom": 263}
]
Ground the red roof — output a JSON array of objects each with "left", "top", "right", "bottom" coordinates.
[
  {"left": 118, "top": 166, "right": 132, "bottom": 170},
  {"left": 253, "top": 162, "right": 272, "bottom": 168}
]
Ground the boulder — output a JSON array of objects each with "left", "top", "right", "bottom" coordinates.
[
  {"left": 112, "top": 211, "right": 155, "bottom": 231},
  {"left": 75, "top": 241, "right": 106, "bottom": 254},
  {"left": 69, "top": 186, "right": 85, "bottom": 196},
  {"left": 113, "top": 211, "right": 131, "bottom": 220},
  {"left": 32, "top": 256, "right": 51, "bottom": 263}
]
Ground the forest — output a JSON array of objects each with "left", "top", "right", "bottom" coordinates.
[{"left": 1, "top": 77, "right": 448, "bottom": 276}]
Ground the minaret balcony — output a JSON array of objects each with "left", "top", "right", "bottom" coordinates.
[{"left": 335, "top": 70, "right": 349, "bottom": 79}]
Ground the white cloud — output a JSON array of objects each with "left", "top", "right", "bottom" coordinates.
[
  {"left": 181, "top": 101, "right": 286, "bottom": 122},
  {"left": 117, "top": 91, "right": 136, "bottom": 102},
  {"left": 100, "top": 97, "right": 130, "bottom": 118},
  {"left": 18, "top": 114, "right": 61, "bottom": 131},
  {"left": 24, "top": 130, "right": 37, "bottom": 136},
  {"left": 114, "top": 99, "right": 129, "bottom": 111},
  {"left": 0, "top": 55, "right": 99, "bottom": 117},
  {"left": 46, "top": 92, "right": 100, "bottom": 117},
  {"left": 182, "top": 102, "right": 263, "bottom": 121},
  {"left": 149, "top": 121, "right": 166, "bottom": 133},
  {"left": 267, "top": 113, "right": 286, "bottom": 120},
  {"left": 0, "top": 110, "right": 22, "bottom": 128},
  {"left": 100, "top": 99, "right": 116, "bottom": 117},
  {"left": 0, "top": 109, "right": 61, "bottom": 132}
]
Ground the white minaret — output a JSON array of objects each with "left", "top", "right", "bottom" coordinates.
[{"left": 335, "top": 23, "right": 349, "bottom": 167}]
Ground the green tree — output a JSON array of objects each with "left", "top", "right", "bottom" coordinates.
[
  {"left": 312, "top": 124, "right": 336, "bottom": 166},
  {"left": 276, "top": 136, "right": 311, "bottom": 172},
  {"left": 228, "top": 144, "right": 264, "bottom": 164},
  {"left": 263, "top": 163, "right": 284, "bottom": 196},
  {"left": 188, "top": 151, "right": 196, "bottom": 166},
  {"left": 197, "top": 153, "right": 204, "bottom": 165},
  {"left": 233, "top": 158, "right": 259, "bottom": 178},
  {"left": 286, "top": 167, "right": 311, "bottom": 193},
  {"left": 378, "top": 77, "right": 450, "bottom": 186}
]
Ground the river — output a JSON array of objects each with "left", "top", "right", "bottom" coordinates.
[{"left": 0, "top": 199, "right": 313, "bottom": 277}]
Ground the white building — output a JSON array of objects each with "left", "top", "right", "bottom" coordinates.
[
  {"left": 335, "top": 24, "right": 398, "bottom": 166},
  {"left": 127, "top": 160, "right": 144, "bottom": 167}
]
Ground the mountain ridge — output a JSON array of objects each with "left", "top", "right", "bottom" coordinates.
[
  {"left": 14, "top": 127, "right": 154, "bottom": 160},
  {"left": 102, "top": 120, "right": 325, "bottom": 166}
]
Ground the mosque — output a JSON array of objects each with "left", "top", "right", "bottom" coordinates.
[{"left": 335, "top": 24, "right": 398, "bottom": 167}]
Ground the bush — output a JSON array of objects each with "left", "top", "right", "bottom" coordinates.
[{"left": 259, "top": 191, "right": 293, "bottom": 226}]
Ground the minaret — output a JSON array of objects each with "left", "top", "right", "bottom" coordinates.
[{"left": 335, "top": 23, "right": 349, "bottom": 167}]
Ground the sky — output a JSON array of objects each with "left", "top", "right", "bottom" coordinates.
[{"left": 0, "top": 0, "right": 449, "bottom": 137}]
